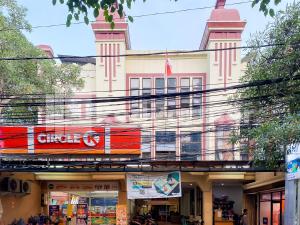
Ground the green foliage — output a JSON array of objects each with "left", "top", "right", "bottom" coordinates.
[
  {"left": 52, "top": 0, "right": 181, "bottom": 27},
  {"left": 234, "top": 2, "right": 300, "bottom": 169},
  {"left": 52, "top": 0, "right": 281, "bottom": 27},
  {"left": 252, "top": 0, "right": 282, "bottom": 16},
  {"left": 0, "top": 0, "right": 84, "bottom": 124}
]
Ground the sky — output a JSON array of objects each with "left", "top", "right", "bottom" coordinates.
[{"left": 16, "top": 0, "right": 295, "bottom": 56}]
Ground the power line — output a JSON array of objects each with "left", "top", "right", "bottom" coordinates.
[
  {"left": 0, "top": 1, "right": 252, "bottom": 32},
  {"left": 2, "top": 75, "right": 298, "bottom": 107},
  {"left": 0, "top": 80, "right": 241, "bottom": 97},
  {"left": 0, "top": 42, "right": 298, "bottom": 61}
]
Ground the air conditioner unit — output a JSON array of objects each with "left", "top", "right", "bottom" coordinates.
[
  {"left": 20, "top": 180, "right": 31, "bottom": 194},
  {"left": 0, "top": 177, "right": 21, "bottom": 193}
]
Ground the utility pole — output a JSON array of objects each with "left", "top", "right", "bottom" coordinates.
[{"left": 285, "top": 143, "right": 300, "bottom": 225}]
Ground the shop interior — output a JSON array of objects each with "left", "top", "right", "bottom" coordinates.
[
  {"left": 133, "top": 183, "right": 203, "bottom": 225},
  {"left": 212, "top": 182, "right": 243, "bottom": 225},
  {"left": 49, "top": 191, "right": 118, "bottom": 225}
]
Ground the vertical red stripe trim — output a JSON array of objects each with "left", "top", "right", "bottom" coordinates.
[
  {"left": 176, "top": 77, "right": 180, "bottom": 159},
  {"left": 81, "top": 104, "right": 86, "bottom": 119},
  {"left": 224, "top": 43, "right": 227, "bottom": 89},
  {"left": 202, "top": 75, "right": 206, "bottom": 160},
  {"left": 109, "top": 44, "right": 112, "bottom": 92},
  {"left": 234, "top": 43, "right": 237, "bottom": 61},
  {"left": 100, "top": 44, "right": 103, "bottom": 63},
  {"left": 215, "top": 43, "right": 218, "bottom": 62},
  {"left": 104, "top": 44, "right": 107, "bottom": 78},
  {"left": 126, "top": 74, "right": 129, "bottom": 122},
  {"left": 113, "top": 44, "right": 116, "bottom": 78},
  {"left": 117, "top": 44, "right": 120, "bottom": 63},
  {"left": 229, "top": 43, "right": 232, "bottom": 77},
  {"left": 219, "top": 43, "right": 222, "bottom": 77}
]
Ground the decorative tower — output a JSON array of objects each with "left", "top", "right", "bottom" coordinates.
[
  {"left": 91, "top": 9, "right": 130, "bottom": 122},
  {"left": 200, "top": 0, "right": 246, "bottom": 160},
  {"left": 200, "top": 0, "right": 246, "bottom": 88}
]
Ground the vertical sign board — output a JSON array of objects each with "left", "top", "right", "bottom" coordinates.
[
  {"left": 116, "top": 204, "right": 127, "bottom": 225},
  {"left": 287, "top": 143, "right": 300, "bottom": 180},
  {"left": 127, "top": 172, "right": 181, "bottom": 199}
]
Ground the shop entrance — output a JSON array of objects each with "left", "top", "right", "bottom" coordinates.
[
  {"left": 49, "top": 191, "right": 118, "bottom": 225},
  {"left": 46, "top": 181, "right": 120, "bottom": 225},
  {"left": 132, "top": 183, "right": 203, "bottom": 225}
]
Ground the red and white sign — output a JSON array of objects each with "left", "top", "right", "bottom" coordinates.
[
  {"left": 34, "top": 127, "right": 105, "bottom": 150},
  {"left": 0, "top": 126, "right": 140, "bottom": 155}
]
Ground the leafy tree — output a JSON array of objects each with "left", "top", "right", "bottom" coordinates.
[
  {"left": 233, "top": 2, "right": 300, "bottom": 169},
  {"left": 0, "top": 0, "right": 84, "bottom": 124},
  {"left": 51, "top": 0, "right": 282, "bottom": 27}
]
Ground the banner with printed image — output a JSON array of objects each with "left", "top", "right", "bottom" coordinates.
[
  {"left": 127, "top": 172, "right": 181, "bottom": 199},
  {"left": 287, "top": 143, "right": 300, "bottom": 180}
]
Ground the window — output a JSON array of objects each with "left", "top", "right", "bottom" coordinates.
[
  {"left": 167, "top": 78, "right": 177, "bottom": 118},
  {"left": 215, "top": 125, "right": 234, "bottom": 160},
  {"left": 142, "top": 131, "right": 151, "bottom": 153},
  {"left": 181, "top": 132, "right": 201, "bottom": 160},
  {"left": 85, "top": 101, "right": 97, "bottom": 119},
  {"left": 155, "top": 78, "right": 165, "bottom": 118},
  {"left": 192, "top": 78, "right": 202, "bottom": 116},
  {"left": 155, "top": 131, "right": 176, "bottom": 152},
  {"left": 69, "top": 98, "right": 82, "bottom": 118},
  {"left": 130, "top": 78, "right": 139, "bottom": 118},
  {"left": 142, "top": 78, "right": 151, "bottom": 118},
  {"left": 155, "top": 131, "right": 176, "bottom": 160},
  {"left": 259, "top": 191, "right": 285, "bottom": 225},
  {"left": 180, "top": 78, "right": 190, "bottom": 116}
]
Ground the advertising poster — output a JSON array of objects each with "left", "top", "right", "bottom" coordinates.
[
  {"left": 127, "top": 172, "right": 181, "bottom": 199},
  {"left": 116, "top": 205, "right": 127, "bottom": 225},
  {"left": 49, "top": 205, "right": 60, "bottom": 225},
  {"left": 287, "top": 143, "right": 300, "bottom": 180},
  {"left": 77, "top": 204, "right": 88, "bottom": 219},
  {"left": 49, "top": 205, "right": 60, "bottom": 216}
]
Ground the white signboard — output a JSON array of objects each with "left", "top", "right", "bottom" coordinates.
[
  {"left": 47, "top": 182, "right": 119, "bottom": 191},
  {"left": 287, "top": 143, "right": 300, "bottom": 181},
  {"left": 127, "top": 172, "right": 181, "bottom": 199}
]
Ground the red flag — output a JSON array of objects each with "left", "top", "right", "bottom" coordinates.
[{"left": 165, "top": 57, "right": 172, "bottom": 76}]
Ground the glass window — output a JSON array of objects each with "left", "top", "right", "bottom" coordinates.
[
  {"left": 192, "top": 78, "right": 202, "bottom": 116},
  {"left": 130, "top": 78, "right": 140, "bottom": 118},
  {"left": 142, "top": 131, "right": 151, "bottom": 153},
  {"left": 260, "top": 201, "right": 271, "bottom": 225},
  {"left": 181, "top": 132, "right": 201, "bottom": 160},
  {"left": 142, "top": 78, "right": 151, "bottom": 118},
  {"left": 85, "top": 100, "right": 97, "bottom": 119},
  {"left": 261, "top": 193, "right": 271, "bottom": 201},
  {"left": 272, "top": 192, "right": 281, "bottom": 200},
  {"left": 142, "top": 152, "right": 151, "bottom": 160},
  {"left": 181, "top": 78, "right": 190, "bottom": 116},
  {"left": 69, "top": 99, "right": 82, "bottom": 118},
  {"left": 215, "top": 125, "right": 234, "bottom": 160},
  {"left": 167, "top": 78, "right": 177, "bottom": 118},
  {"left": 155, "top": 78, "right": 165, "bottom": 118},
  {"left": 156, "top": 131, "right": 176, "bottom": 152},
  {"left": 272, "top": 202, "right": 281, "bottom": 225}
]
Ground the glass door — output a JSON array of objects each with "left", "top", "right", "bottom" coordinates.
[{"left": 272, "top": 202, "right": 281, "bottom": 225}]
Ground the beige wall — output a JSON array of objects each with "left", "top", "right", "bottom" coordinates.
[
  {"left": 255, "top": 172, "right": 284, "bottom": 182},
  {"left": 0, "top": 173, "right": 41, "bottom": 225}
]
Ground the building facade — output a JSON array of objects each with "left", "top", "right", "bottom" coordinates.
[{"left": 0, "top": 1, "right": 286, "bottom": 225}]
